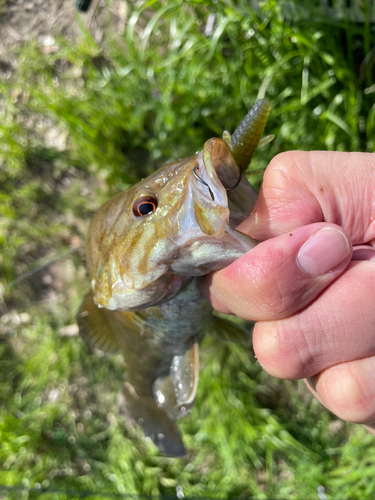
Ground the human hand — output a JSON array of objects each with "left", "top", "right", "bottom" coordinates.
[{"left": 205, "top": 151, "right": 375, "bottom": 433}]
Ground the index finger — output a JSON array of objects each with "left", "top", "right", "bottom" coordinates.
[{"left": 246, "top": 151, "right": 375, "bottom": 244}]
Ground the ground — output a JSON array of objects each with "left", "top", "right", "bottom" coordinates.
[
  {"left": 0, "top": 0, "right": 128, "bottom": 67},
  {"left": 2, "top": 1, "right": 375, "bottom": 498}
]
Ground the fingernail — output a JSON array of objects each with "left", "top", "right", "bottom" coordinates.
[
  {"left": 352, "top": 245, "right": 375, "bottom": 261},
  {"left": 297, "top": 228, "right": 350, "bottom": 276}
]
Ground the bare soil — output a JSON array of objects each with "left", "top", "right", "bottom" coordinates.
[{"left": 0, "top": 0, "right": 128, "bottom": 70}]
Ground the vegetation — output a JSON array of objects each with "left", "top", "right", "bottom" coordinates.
[{"left": 1, "top": 0, "right": 375, "bottom": 498}]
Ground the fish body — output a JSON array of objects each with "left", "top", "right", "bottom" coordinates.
[{"left": 77, "top": 99, "right": 271, "bottom": 456}]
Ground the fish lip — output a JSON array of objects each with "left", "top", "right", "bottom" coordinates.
[
  {"left": 174, "top": 138, "right": 241, "bottom": 240},
  {"left": 192, "top": 152, "right": 228, "bottom": 206},
  {"left": 192, "top": 138, "right": 242, "bottom": 205}
]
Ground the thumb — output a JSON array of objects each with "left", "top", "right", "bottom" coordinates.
[{"left": 205, "top": 223, "right": 352, "bottom": 321}]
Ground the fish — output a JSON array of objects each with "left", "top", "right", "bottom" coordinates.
[{"left": 76, "top": 99, "right": 272, "bottom": 456}]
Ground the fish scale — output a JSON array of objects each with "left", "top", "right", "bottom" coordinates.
[{"left": 77, "top": 99, "right": 271, "bottom": 456}]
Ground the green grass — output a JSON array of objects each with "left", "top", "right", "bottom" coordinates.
[{"left": 1, "top": 0, "right": 375, "bottom": 498}]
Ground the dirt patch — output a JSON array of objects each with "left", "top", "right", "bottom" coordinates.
[
  {"left": 1, "top": 0, "right": 82, "bottom": 61},
  {"left": 0, "top": 0, "right": 128, "bottom": 68}
]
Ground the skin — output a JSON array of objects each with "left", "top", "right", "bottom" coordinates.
[{"left": 205, "top": 150, "right": 375, "bottom": 434}]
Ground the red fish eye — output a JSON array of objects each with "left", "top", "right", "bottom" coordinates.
[{"left": 132, "top": 196, "right": 158, "bottom": 217}]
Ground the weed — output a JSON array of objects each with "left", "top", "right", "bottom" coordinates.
[{"left": 1, "top": 1, "right": 375, "bottom": 498}]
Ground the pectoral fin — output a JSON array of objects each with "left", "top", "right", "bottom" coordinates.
[
  {"left": 153, "top": 339, "right": 199, "bottom": 419},
  {"left": 119, "top": 382, "right": 185, "bottom": 457},
  {"left": 76, "top": 291, "right": 120, "bottom": 353},
  {"left": 171, "top": 339, "right": 199, "bottom": 408}
]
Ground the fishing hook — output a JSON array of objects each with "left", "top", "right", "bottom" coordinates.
[
  {"left": 193, "top": 165, "right": 215, "bottom": 201},
  {"left": 225, "top": 169, "right": 242, "bottom": 191},
  {"left": 193, "top": 165, "right": 242, "bottom": 200}
]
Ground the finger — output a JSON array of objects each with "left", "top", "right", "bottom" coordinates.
[
  {"left": 205, "top": 222, "right": 351, "bottom": 320},
  {"left": 245, "top": 151, "right": 375, "bottom": 243},
  {"left": 253, "top": 260, "right": 375, "bottom": 379},
  {"left": 305, "top": 356, "right": 375, "bottom": 425}
]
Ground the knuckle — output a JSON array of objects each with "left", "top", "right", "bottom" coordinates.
[
  {"left": 250, "top": 257, "right": 286, "bottom": 316},
  {"left": 263, "top": 153, "right": 295, "bottom": 193},
  {"left": 264, "top": 151, "right": 305, "bottom": 189},
  {"left": 253, "top": 319, "right": 310, "bottom": 380},
  {"left": 248, "top": 246, "right": 307, "bottom": 319}
]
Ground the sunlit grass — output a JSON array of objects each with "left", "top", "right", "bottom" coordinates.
[{"left": 1, "top": 0, "right": 375, "bottom": 498}]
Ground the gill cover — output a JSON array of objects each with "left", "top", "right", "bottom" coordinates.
[{"left": 87, "top": 138, "right": 257, "bottom": 312}]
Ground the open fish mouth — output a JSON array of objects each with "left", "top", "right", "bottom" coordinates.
[
  {"left": 192, "top": 138, "right": 242, "bottom": 206},
  {"left": 168, "top": 137, "right": 257, "bottom": 278},
  {"left": 179, "top": 137, "right": 244, "bottom": 239}
]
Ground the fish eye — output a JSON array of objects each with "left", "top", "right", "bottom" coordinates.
[{"left": 132, "top": 196, "right": 158, "bottom": 217}]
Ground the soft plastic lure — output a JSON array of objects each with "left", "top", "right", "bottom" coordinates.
[{"left": 223, "top": 98, "right": 272, "bottom": 171}]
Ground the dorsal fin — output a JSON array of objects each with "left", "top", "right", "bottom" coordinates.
[{"left": 76, "top": 291, "right": 120, "bottom": 353}]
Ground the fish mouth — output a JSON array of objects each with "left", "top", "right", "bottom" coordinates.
[
  {"left": 169, "top": 139, "right": 257, "bottom": 277},
  {"left": 185, "top": 138, "right": 242, "bottom": 237},
  {"left": 201, "top": 137, "right": 242, "bottom": 194}
]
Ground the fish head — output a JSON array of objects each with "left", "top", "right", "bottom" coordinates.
[{"left": 87, "top": 138, "right": 257, "bottom": 311}]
